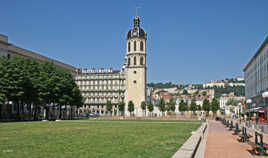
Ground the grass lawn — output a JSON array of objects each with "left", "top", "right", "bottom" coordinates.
[{"left": 0, "top": 120, "right": 201, "bottom": 158}]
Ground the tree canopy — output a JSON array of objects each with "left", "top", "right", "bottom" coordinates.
[
  {"left": 211, "top": 98, "right": 220, "bottom": 114},
  {"left": 179, "top": 100, "right": 188, "bottom": 113},
  {"left": 0, "top": 57, "right": 83, "bottom": 120},
  {"left": 202, "top": 99, "right": 210, "bottom": 112},
  {"left": 226, "top": 98, "right": 238, "bottom": 106},
  {"left": 158, "top": 98, "right": 166, "bottom": 113},
  {"left": 128, "top": 101, "right": 134, "bottom": 115},
  {"left": 190, "top": 100, "right": 197, "bottom": 113}
]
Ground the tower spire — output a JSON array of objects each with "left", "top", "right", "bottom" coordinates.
[{"left": 136, "top": 5, "right": 141, "bottom": 17}]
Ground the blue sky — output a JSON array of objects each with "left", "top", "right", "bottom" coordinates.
[{"left": 1, "top": 0, "right": 268, "bottom": 84}]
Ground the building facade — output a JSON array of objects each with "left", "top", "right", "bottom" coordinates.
[
  {"left": 76, "top": 16, "right": 147, "bottom": 116},
  {"left": 244, "top": 36, "right": 268, "bottom": 116},
  {"left": 76, "top": 68, "right": 126, "bottom": 116},
  {"left": 0, "top": 34, "right": 76, "bottom": 74}
]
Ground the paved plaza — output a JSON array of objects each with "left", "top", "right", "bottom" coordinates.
[{"left": 205, "top": 121, "right": 267, "bottom": 158}]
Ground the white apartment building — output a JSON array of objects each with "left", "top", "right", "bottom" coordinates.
[
  {"left": 75, "top": 68, "right": 126, "bottom": 116},
  {"left": 244, "top": 36, "right": 268, "bottom": 113}
]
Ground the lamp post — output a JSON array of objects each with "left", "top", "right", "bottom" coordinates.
[{"left": 246, "top": 99, "right": 252, "bottom": 125}]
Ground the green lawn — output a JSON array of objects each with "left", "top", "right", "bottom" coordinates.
[{"left": 0, "top": 120, "right": 201, "bottom": 158}]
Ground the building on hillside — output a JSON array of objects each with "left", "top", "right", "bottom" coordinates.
[
  {"left": 76, "top": 15, "right": 147, "bottom": 117},
  {"left": 228, "top": 83, "right": 245, "bottom": 87},
  {"left": 159, "top": 92, "right": 173, "bottom": 103},
  {"left": 0, "top": 34, "right": 76, "bottom": 74},
  {"left": 244, "top": 36, "right": 268, "bottom": 120},
  {"left": 203, "top": 80, "right": 226, "bottom": 88},
  {"left": 236, "top": 77, "right": 244, "bottom": 81}
]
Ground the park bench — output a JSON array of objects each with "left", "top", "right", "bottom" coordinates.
[
  {"left": 229, "top": 121, "right": 234, "bottom": 131},
  {"left": 238, "top": 127, "right": 252, "bottom": 142},
  {"left": 248, "top": 131, "right": 268, "bottom": 156},
  {"left": 233, "top": 123, "right": 241, "bottom": 135}
]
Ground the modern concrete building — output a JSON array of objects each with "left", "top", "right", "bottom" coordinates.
[
  {"left": 0, "top": 34, "right": 76, "bottom": 74},
  {"left": 76, "top": 15, "right": 147, "bottom": 116},
  {"left": 244, "top": 36, "right": 268, "bottom": 117}
]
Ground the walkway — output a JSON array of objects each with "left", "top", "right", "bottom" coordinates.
[{"left": 205, "top": 121, "right": 266, "bottom": 158}]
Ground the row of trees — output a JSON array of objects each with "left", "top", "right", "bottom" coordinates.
[
  {"left": 0, "top": 57, "right": 84, "bottom": 120},
  {"left": 104, "top": 98, "right": 220, "bottom": 117}
]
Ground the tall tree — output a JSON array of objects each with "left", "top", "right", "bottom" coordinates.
[
  {"left": 202, "top": 99, "right": 210, "bottom": 116},
  {"left": 211, "top": 98, "right": 220, "bottom": 116},
  {"left": 226, "top": 98, "right": 238, "bottom": 106},
  {"left": 168, "top": 98, "right": 176, "bottom": 112},
  {"left": 147, "top": 101, "right": 154, "bottom": 117},
  {"left": 141, "top": 101, "right": 147, "bottom": 117},
  {"left": 190, "top": 100, "right": 197, "bottom": 115},
  {"left": 106, "top": 100, "right": 113, "bottom": 116},
  {"left": 128, "top": 101, "right": 134, "bottom": 116},
  {"left": 179, "top": 100, "right": 188, "bottom": 114},
  {"left": 158, "top": 98, "right": 166, "bottom": 116},
  {"left": 118, "top": 101, "right": 125, "bottom": 116}
]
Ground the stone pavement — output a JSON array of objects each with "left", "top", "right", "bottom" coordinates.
[{"left": 205, "top": 121, "right": 267, "bottom": 158}]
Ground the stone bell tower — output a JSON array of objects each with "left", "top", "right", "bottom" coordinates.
[{"left": 125, "top": 15, "right": 147, "bottom": 117}]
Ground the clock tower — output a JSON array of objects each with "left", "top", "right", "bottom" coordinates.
[{"left": 125, "top": 16, "right": 147, "bottom": 116}]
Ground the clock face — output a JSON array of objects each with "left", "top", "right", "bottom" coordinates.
[{"left": 133, "top": 32, "right": 137, "bottom": 36}]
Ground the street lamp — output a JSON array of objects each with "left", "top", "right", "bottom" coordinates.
[{"left": 246, "top": 99, "right": 252, "bottom": 124}]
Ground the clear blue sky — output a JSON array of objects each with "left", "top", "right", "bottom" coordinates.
[{"left": 1, "top": 0, "right": 268, "bottom": 84}]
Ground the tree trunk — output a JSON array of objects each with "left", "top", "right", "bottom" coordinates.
[
  {"left": 33, "top": 104, "right": 38, "bottom": 121},
  {"left": 59, "top": 105, "right": 62, "bottom": 120},
  {"left": 70, "top": 106, "right": 72, "bottom": 120}
]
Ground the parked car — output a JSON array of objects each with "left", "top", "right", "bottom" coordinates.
[
  {"left": 89, "top": 113, "right": 100, "bottom": 118},
  {"left": 81, "top": 113, "right": 89, "bottom": 118}
]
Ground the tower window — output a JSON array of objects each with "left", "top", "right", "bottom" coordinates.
[
  {"left": 134, "top": 41, "right": 137, "bottom": 51},
  {"left": 134, "top": 56, "right": 136, "bottom": 65},
  {"left": 140, "top": 41, "right": 144, "bottom": 51},
  {"left": 128, "top": 57, "right": 131, "bottom": 66},
  {"left": 140, "top": 57, "right": 144, "bottom": 65},
  {"left": 134, "top": 71, "right": 136, "bottom": 74},
  {"left": 133, "top": 80, "right": 137, "bottom": 83},
  {"left": 128, "top": 42, "right": 131, "bottom": 52}
]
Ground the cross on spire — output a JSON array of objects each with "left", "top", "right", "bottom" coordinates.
[{"left": 136, "top": 5, "right": 141, "bottom": 17}]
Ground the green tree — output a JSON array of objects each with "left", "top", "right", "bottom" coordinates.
[
  {"left": 202, "top": 99, "right": 210, "bottom": 116},
  {"left": 118, "top": 101, "right": 125, "bottom": 116},
  {"left": 0, "top": 57, "right": 84, "bottom": 121},
  {"left": 226, "top": 98, "right": 238, "bottom": 106},
  {"left": 141, "top": 101, "right": 147, "bottom": 117},
  {"left": 211, "top": 98, "right": 220, "bottom": 116},
  {"left": 106, "top": 100, "right": 113, "bottom": 116},
  {"left": 128, "top": 101, "right": 134, "bottom": 116},
  {"left": 190, "top": 100, "right": 197, "bottom": 114},
  {"left": 158, "top": 98, "right": 166, "bottom": 116},
  {"left": 179, "top": 100, "right": 188, "bottom": 114},
  {"left": 183, "top": 90, "right": 188, "bottom": 95},
  {"left": 147, "top": 101, "right": 154, "bottom": 117},
  {"left": 168, "top": 98, "right": 176, "bottom": 112},
  {"left": 197, "top": 105, "right": 202, "bottom": 111}
]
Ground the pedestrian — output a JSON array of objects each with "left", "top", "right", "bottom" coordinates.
[{"left": 256, "top": 115, "right": 259, "bottom": 125}]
